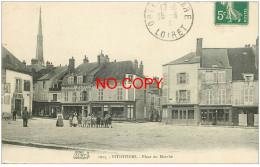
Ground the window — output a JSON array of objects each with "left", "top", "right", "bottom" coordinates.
[
  {"left": 128, "top": 75, "right": 133, "bottom": 83},
  {"left": 52, "top": 94, "right": 57, "bottom": 101},
  {"left": 144, "top": 90, "right": 147, "bottom": 103},
  {"left": 177, "top": 73, "right": 189, "bottom": 84},
  {"left": 206, "top": 89, "right": 213, "bottom": 104},
  {"left": 15, "top": 78, "right": 22, "bottom": 92},
  {"left": 83, "top": 91, "right": 88, "bottom": 101},
  {"left": 4, "top": 83, "right": 10, "bottom": 93},
  {"left": 179, "top": 110, "right": 183, "bottom": 119},
  {"left": 205, "top": 72, "right": 213, "bottom": 84},
  {"left": 183, "top": 110, "right": 186, "bottom": 119},
  {"left": 72, "top": 92, "right": 77, "bottom": 102},
  {"left": 172, "top": 110, "right": 178, "bottom": 119},
  {"left": 79, "top": 92, "right": 82, "bottom": 101},
  {"left": 117, "top": 88, "right": 123, "bottom": 100},
  {"left": 68, "top": 76, "right": 74, "bottom": 84},
  {"left": 213, "top": 72, "right": 218, "bottom": 83},
  {"left": 4, "top": 95, "right": 10, "bottom": 104},
  {"left": 243, "top": 74, "right": 254, "bottom": 83},
  {"left": 244, "top": 87, "right": 253, "bottom": 103},
  {"left": 64, "top": 92, "right": 68, "bottom": 101},
  {"left": 98, "top": 89, "right": 104, "bottom": 100},
  {"left": 42, "top": 93, "right": 47, "bottom": 100},
  {"left": 176, "top": 90, "right": 190, "bottom": 102},
  {"left": 77, "top": 76, "right": 83, "bottom": 84},
  {"left": 188, "top": 110, "right": 194, "bottom": 119},
  {"left": 218, "top": 89, "right": 226, "bottom": 104},
  {"left": 24, "top": 80, "right": 30, "bottom": 91},
  {"left": 218, "top": 71, "right": 226, "bottom": 83},
  {"left": 43, "top": 81, "right": 45, "bottom": 88}
]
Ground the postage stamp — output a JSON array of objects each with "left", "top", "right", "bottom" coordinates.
[
  {"left": 144, "top": 2, "right": 193, "bottom": 41},
  {"left": 215, "top": 2, "right": 249, "bottom": 25}
]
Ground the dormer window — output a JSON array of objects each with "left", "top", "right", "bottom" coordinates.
[
  {"left": 243, "top": 74, "right": 254, "bottom": 83},
  {"left": 77, "top": 76, "right": 83, "bottom": 84},
  {"left": 68, "top": 76, "right": 74, "bottom": 84}
]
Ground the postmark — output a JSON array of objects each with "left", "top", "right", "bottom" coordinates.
[
  {"left": 144, "top": 2, "right": 194, "bottom": 41},
  {"left": 215, "top": 2, "right": 248, "bottom": 25}
]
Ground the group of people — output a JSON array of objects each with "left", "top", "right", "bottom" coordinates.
[{"left": 56, "top": 111, "right": 113, "bottom": 128}]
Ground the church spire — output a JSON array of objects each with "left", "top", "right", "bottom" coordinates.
[{"left": 35, "top": 7, "right": 44, "bottom": 65}]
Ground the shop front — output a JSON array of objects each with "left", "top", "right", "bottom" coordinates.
[
  {"left": 91, "top": 101, "right": 136, "bottom": 121},
  {"left": 32, "top": 101, "right": 60, "bottom": 118},
  {"left": 199, "top": 105, "right": 232, "bottom": 126}
]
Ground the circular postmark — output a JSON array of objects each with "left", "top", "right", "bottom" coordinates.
[{"left": 144, "top": 2, "right": 194, "bottom": 41}]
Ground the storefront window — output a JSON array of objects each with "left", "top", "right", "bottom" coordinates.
[
  {"left": 179, "top": 110, "right": 183, "bottom": 119},
  {"left": 183, "top": 110, "right": 186, "bottom": 119},
  {"left": 111, "top": 107, "right": 125, "bottom": 118},
  {"left": 188, "top": 110, "right": 194, "bottom": 119},
  {"left": 172, "top": 110, "right": 178, "bottom": 119}
]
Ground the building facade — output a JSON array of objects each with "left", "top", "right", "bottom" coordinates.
[
  {"left": 2, "top": 46, "right": 33, "bottom": 117},
  {"left": 61, "top": 52, "right": 149, "bottom": 121},
  {"left": 162, "top": 38, "right": 258, "bottom": 126}
]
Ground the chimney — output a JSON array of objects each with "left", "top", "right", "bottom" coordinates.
[
  {"left": 83, "top": 55, "right": 89, "bottom": 63},
  {"left": 69, "top": 57, "right": 75, "bottom": 73},
  {"left": 97, "top": 50, "right": 109, "bottom": 65},
  {"left": 134, "top": 59, "right": 138, "bottom": 72},
  {"left": 22, "top": 60, "right": 26, "bottom": 66},
  {"left": 47, "top": 61, "right": 54, "bottom": 68},
  {"left": 196, "top": 38, "right": 203, "bottom": 67},
  {"left": 139, "top": 61, "right": 144, "bottom": 75}
]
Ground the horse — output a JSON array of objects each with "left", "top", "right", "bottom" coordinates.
[{"left": 104, "top": 114, "right": 112, "bottom": 128}]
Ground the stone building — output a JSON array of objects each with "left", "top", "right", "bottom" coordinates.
[
  {"left": 162, "top": 38, "right": 258, "bottom": 126},
  {"left": 2, "top": 46, "right": 33, "bottom": 117},
  {"left": 61, "top": 51, "right": 149, "bottom": 121}
]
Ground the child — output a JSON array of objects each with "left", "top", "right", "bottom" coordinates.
[
  {"left": 82, "top": 113, "right": 87, "bottom": 127},
  {"left": 78, "top": 114, "right": 82, "bottom": 127},
  {"left": 69, "top": 115, "right": 73, "bottom": 127},
  {"left": 86, "top": 114, "right": 91, "bottom": 128}
]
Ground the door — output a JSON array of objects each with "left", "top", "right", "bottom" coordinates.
[
  {"left": 15, "top": 99, "right": 21, "bottom": 116},
  {"left": 247, "top": 113, "right": 254, "bottom": 127}
]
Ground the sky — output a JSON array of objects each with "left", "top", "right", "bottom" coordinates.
[{"left": 2, "top": 2, "right": 259, "bottom": 78}]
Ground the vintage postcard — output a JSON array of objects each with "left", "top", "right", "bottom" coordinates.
[{"left": 1, "top": 1, "right": 259, "bottom": 164}]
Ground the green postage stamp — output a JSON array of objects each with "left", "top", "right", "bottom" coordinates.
[{"left": 215, "top": 2, "right": 248, "bottom": 25}]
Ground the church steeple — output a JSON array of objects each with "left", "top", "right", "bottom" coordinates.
[{"left": 35, "top": 7, "right": 44, "bottom": 65}]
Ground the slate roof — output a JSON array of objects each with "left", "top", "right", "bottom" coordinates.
[
  {"left": 38, "top": 66, "right": 68, "bottom": 81},
  {"left": 227, "top": 47, "right": 258, "bottom": 80},
  {"left": 94, "top": 61, "right": 145, "bottom": 81},
  {"left": 201, "top": 48, "right": 230, "bottom": 68},
  {"left": 75, "top": 62, "right": 100, "bottom": 75},
  {"left": 27, "top": 64, "right": 46, "bottom": 72},
  {"left": 2, "top": 46, "right": 32, "bottom": 75},
  {"left": 164, "top": 52, "right": 200, "bottom": 66}
]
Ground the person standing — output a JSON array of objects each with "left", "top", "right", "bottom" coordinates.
[
  {"left": 12, "top": 109, "right": 17, "bottom": 121},
  {"left": 22, "top": 107, "right": 29, "bottom": 127},
  {"left": 56, "top": 111, "right": 64, "bottom": 127},
  {"left": 78, "top": 113, "right": 82, "bottom": 127},
  {"left": 86, "top": 114, "right": 91, "bottom": 128},
  {"left": 72, "top": 112, "right": 78, "bottom": 127}
]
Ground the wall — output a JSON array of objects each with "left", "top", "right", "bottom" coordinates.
[
  {"left": 199, "top": 68, "right": 232, "bottom": 105},
  {"left": 168, "top": 63, "right": 200, "bottom": 104},
  {"left": 232, "top": 81, "right": 258, "bottom": 106}
]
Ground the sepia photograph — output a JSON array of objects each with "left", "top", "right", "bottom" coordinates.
[{"left": 1, "top": 1, "right": 259, "bottom": 164}]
